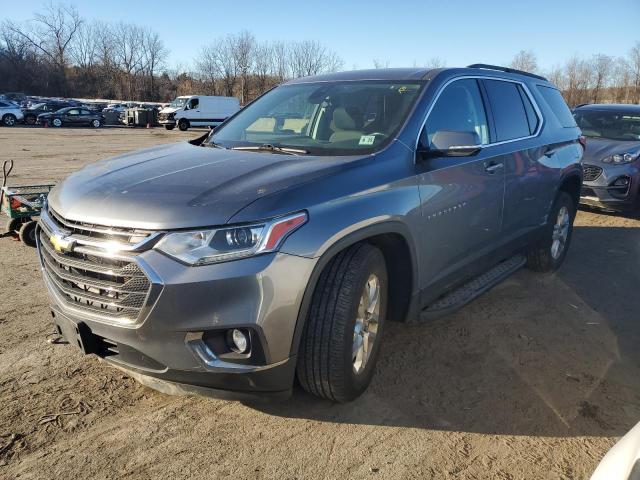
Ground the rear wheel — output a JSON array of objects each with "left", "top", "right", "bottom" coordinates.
[
  {"left": 25, "top": 115, "right": 37, "bottom": 125},
  {"left": 18, "top": 220, "right": 37, "bottom": 247},
  {"left": 296, "top": 243, "right": 387, "bottom": 402},
  {"left": 178, "top": 119, "right": 189, "bottom": 131},
  {"left": 91, "top": 119, "right": 101, "bottom": 128},
  {"left": 2, "top": 114, "right": 17, "bottom": 127},
  {"left": 526, "top": 191, "right": 575, "bottom": 272},
  {"left": 165, "top": 125, "right": 175, "bottom": 131}
]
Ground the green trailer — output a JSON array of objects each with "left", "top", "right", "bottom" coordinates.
[{"left": 1, "top": 160, "right": 54, "bottom": 246}]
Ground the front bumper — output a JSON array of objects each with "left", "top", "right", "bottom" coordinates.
[
  {"left": 38, "top": 230, "right": 316, "bottom": 399},
  {"left": 580, "top": 162, "right": 640, "bottom": 211}
]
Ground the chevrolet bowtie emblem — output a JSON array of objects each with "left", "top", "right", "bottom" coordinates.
[{"left": 50, "top": 233, "right": 75, "bottom": 253}]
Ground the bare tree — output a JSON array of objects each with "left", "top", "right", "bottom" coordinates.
[
  {"left": 424, "top": 57, "right": 446, "bottom": 69},
  {"left": 611, "top": 57, "right": 632, "bottom": 103},
  {"left": 590, "top": 54, "right": 613, "bottom": 103},
  {"left": 289, "top": 40, "right": 342, "bottom": 78},
  {"left": 4, "top": 2, "right": 82, "bottom": 94},
  {"left": 510, "top": 50, "right": 538, "bottom": 73},
  {"left": 373, "top": 58, "right": 390, "bottom": 69},
  {"left": 141, "top": 29, "right": 167, "bottom": 100},
  {"left": 112, "top": 22, "right": 145, "bottom": 99},
  {"left": 270, "top": 41, "right": 290, "bottom": 81},
  {"left": 231, "top": 31, "right": 255, "bottom": 104},
  {"left": 253, "top": 43, "right": 273, "bottom": 94},
  {"left": 629, "top": 41, "right": 640, "bottom": 103}
]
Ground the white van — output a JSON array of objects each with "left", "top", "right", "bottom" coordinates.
[{"left": 159, "top": 95, "right": 240, "bottom": 131}]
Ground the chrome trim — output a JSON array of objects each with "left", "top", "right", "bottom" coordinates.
[
  {"left": 185, "top": 332, "right": 289, "bottom": 373},
  {"left": 40, "top": 207, "right": 163, "bottom": 254},
  {"left": 48, "top": 208, "right": 152, "bottom": 239},
  {"left": 414, "top": 75, "right": 545, "bottom": 153}
]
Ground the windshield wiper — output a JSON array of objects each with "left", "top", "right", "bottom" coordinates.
[
  {"left": 203, "top": 140, "right": 227, "bottom": 149},
  {"left": 231, "top": 144, "right": 309, "bottom": 156}
]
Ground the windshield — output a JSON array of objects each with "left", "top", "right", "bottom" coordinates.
[
  {"left": 574, "top": 110, "right": 640, "bottom": 141},
  {"left": 210, "top": 81, "right": 425, "bottom": 155},
  {"left": 30, "top": 103, "right": 46, "bottom": 110},
  {"left": 169, "top": 97, "right": 188, "bottom": 108}
]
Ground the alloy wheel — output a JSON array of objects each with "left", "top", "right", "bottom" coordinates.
[{"left": 352, "top": 274, "right": 380, "bottom": 374}]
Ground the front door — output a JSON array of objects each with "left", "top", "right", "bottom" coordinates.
[{"left": 416, "top": 78, "right": 505, "bottom": 299}]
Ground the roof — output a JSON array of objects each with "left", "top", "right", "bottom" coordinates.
[
  {"left": 574, "top": 103, "right": 640, "bottom": 113},
  {"left": 284, "top": 68, "right": 435, "bottom": 84},
  {"left": 284, "top": 65, "right": 548, "bottom": 85}
]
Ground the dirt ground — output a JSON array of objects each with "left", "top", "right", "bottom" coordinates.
[{"left": 1, "top": 126, "right": 639, "bottom": 480}]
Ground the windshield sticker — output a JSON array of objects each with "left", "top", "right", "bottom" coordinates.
[{"left": 359, "top": 135, "right": 376, "bottom": 146}]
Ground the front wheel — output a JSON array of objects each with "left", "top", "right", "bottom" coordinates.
[
  {"left": 164, "top": 125, "right": 175, "bottom": 131},
  {"left": 177, "top": 119, "right": 189, "bottom": 131},
  {"left": 526, "top": 191, "right": 575, "bottom": 272},
  {"left": 25, "top": 115, "right": 37, "bottom": 125},
  {"left": 52, "top": 118, "right": 63, "bottom": 128},
  {"left": 297, "top": 243, "right": 388, "bottom": 402},
  {"left": 2, "top": 114, "right": 17, "bottom": 127}
]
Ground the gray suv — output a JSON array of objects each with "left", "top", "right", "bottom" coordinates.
[{"left": 38, "top": 65, "right": 583, "bottom": 402}]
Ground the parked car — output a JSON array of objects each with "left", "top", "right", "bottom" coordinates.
[
  {"left": 0, "top": 92, "right": 26, "bottom": 103},
  {"left": 573, "top": 103, "right": 640, "bottom": 212},
  {"left": 37, "top": 107, "right": 104, "bottom": 128},
  {"left": 38, "top": 65, "right": 583, "bottom": 402},
  {"left": 159, "top": 95, "right": 240, "bottom": 131},
  {"left": 591, "top": 421, "right": 640, "bottom": 479},
  {"left": 22, "top": 102, "right": 72, "bottom": 125},
  {"left": 0, "top": 100, "right": 25, "bottom": 126},
  {"left": 102, "top": 103, "right": 127, "bottom": 113}
]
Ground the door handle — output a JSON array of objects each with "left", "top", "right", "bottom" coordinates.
[{"left": 484, "top": 162, "right": 504, "bottom": 174}]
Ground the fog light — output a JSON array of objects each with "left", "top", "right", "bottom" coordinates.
[
  {"left": 613, "top": 176, "right": 630, "bottom": 187},
  {"left": 228, "top": 328, "right": 249, "bottom": 354}
]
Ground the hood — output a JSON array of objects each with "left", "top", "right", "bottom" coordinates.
[
  {"left": 582, "top": 137, "right": 640, "bottom": 164},
  {"left": 47, "top": 142, "right": 368, "bottom": 230},
  {"left": 159, "top": 106, "right": 179, "bottom": 114}
]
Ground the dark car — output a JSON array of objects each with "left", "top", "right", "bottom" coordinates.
[
  {"left": 39, "top": 65, "right": 583, "bottom": 402},
  {"left": 573, "top": 104, "right": 640, "bottom": 212},
  {"left": 23, "top": 102, "right": 73, "bottom": 125},
  {"left": 37, "top": 107, "right": 104, "bottom": 128}
]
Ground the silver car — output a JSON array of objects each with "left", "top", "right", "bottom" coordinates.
[{"left": 37, "top": 66, "right": 583, "bottom": 402}]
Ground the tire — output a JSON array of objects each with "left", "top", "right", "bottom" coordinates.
[
  {"left": 91, "top": 119, "right": 101, "bottom": 128},
  {"left": 165, "top": 125, "right": 175, "bottom": 131},
  {"left": 178, "top": 119, "right": 189, "bottom": 131},
  {"left": 296, "top": 243, "right": 388, "bottom": 402},
  {"left": 25, "top": 115, "right": 37, "bottom": 126},
  {"left": 5, "top": 217, "right": 23, "bottom": 234},
  {"left": 52, "top": 118, "right": 63, "bottom": 128},
  {"left": 526, "top": 191, "right": 575, "bottom": 273},
  {"left": 18, "top": 220, "right": 37, "bottom": 247},
  {"left": 2, "top": 114, "right": 17, "bottom": 127}
]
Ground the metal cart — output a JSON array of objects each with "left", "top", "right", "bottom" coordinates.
[{"left": 1, "top": 160, "right": 55, "bottom": 246}]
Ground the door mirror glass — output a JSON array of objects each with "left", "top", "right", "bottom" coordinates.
[{"left": 418, "top": 130, "right": 482, "bottom": 158}]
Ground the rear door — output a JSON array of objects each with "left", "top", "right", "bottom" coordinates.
[
  {"left": 65, "top": 108, "right": 81, "bottom": 125},
  {"left": 480, "top": 78, "right": 545, "bottom": 237},
  {"left": 79, "top": 108, "right": 93, "bottom": 125},
  {"left": 416, "top": 78, "right": 506, "bottom": 297}
]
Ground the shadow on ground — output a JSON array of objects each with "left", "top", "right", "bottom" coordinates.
[{"left": 251, "top": 225, "right": 640, "bottom": 438}]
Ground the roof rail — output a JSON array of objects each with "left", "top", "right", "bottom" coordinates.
[{"left": 466, "top": 63, "right": 548, "bottom": 81}]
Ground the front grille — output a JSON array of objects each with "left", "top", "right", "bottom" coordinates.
[
  {"left": 39, "top": 210, "right": 154, "bottom": 324},
  {"left": 582, "top": 164, "right": 603, "bottom": 182}
]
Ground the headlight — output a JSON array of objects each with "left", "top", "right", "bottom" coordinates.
[
  {"left": 602, "top": 152, "right": 639, "bottom": 164},
  {"left": 154, "top": 212, "right": 307, "bottom": 265}
]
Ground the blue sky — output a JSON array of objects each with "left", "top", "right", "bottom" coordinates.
[{"left": 1, "top": 0, "right": 638, "bottom": 72}]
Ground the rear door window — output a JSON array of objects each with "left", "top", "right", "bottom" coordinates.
[
  {"left": 537, "top": 86, "right": 577, "bottom": 128},
  {"left": 482, "top": 79, "right": 531, "bottom": 141},
  {"left": 517, "top": 85, "right": 539, "bottom": 135}
]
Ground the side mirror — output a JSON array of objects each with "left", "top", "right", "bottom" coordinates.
[{"left": 417, "top": 130, "right": 483, "bottom": 160}]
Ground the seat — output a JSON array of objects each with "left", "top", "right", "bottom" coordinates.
[{"left": 329, "top": 107, "right": 364, "bottom": 143}]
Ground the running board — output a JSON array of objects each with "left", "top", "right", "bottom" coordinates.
[{"left": 420, "top": 254, "right": 526, "bottom": 320}]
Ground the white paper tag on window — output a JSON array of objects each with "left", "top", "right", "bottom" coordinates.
[{"left": 359, "top": 135, "right": 376, "bottom": 145}]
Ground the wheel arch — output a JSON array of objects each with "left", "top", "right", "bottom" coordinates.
[
  {"left": 289, "top": 221, "right": 420, "bottom": 358},
  {"left": 558, "top": 172, "right": 582, "bottom": 210}
]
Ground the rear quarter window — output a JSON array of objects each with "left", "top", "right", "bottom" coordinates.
[{"left": 537, "top": 85, "right": 577, "bottom": 128}]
